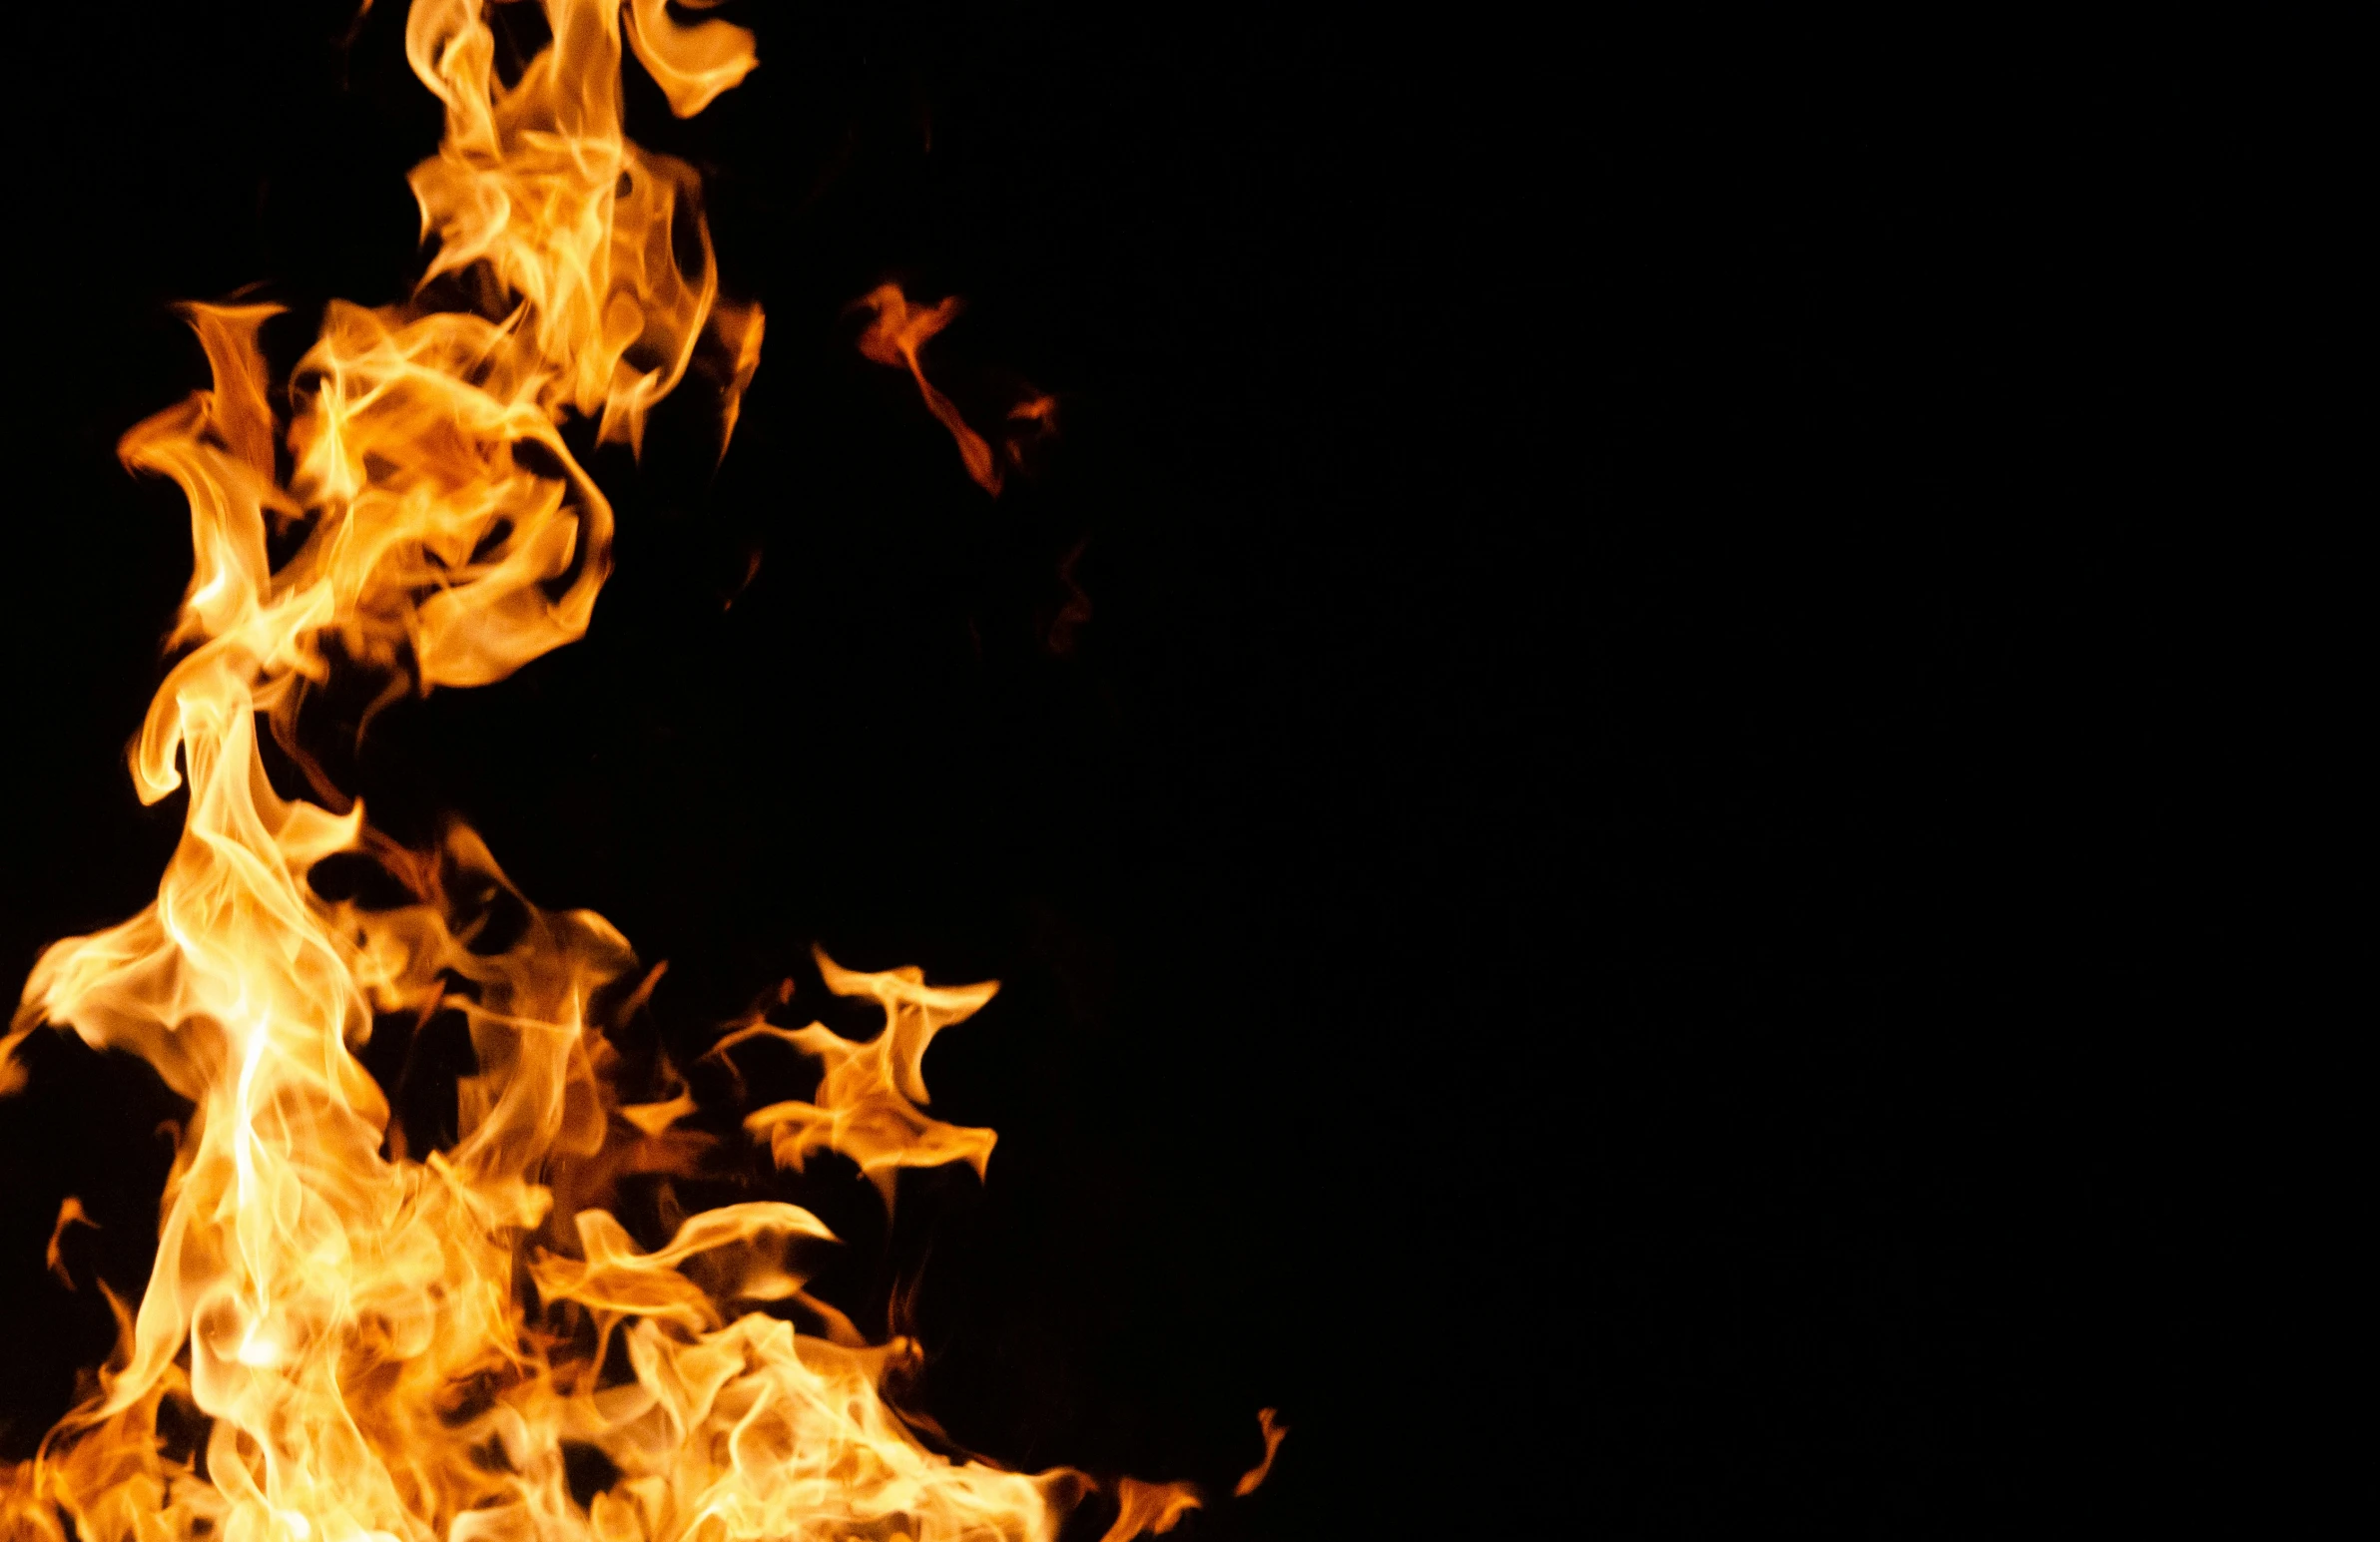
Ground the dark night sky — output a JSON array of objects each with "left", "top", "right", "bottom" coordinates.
[{"left": 0, "top": 6, "right": 2290, "bottom": 1537}]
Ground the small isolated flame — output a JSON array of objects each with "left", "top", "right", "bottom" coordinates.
[
  {"left": 0, "top": 5, "right": 1258, "bottom": 1541},
  {"left": 855, "top": 284, "right": 1004, "bottom": 495},
  {"left": 854, "top": 286, "right": 1057, "bottom": 499}
]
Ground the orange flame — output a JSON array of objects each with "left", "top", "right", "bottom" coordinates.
[
  {"left": 854, "top": 288, "right": 1063, "bottom": 498},
  {"left": 1233, "top": 1407, "right": 1288, "bottom": 1497},
  {"left": 0, "top": 4, "right": 1248, "bottom": 1539},
  {"left": 43, "top": 1198, "right": 98, "bottom": 1291},
  {"left": 855, "top": 282, "right": 1005, "bottom": 495},
  {"left": 1097, "top": 1479, "right": 1203, "bottom": 1542}
]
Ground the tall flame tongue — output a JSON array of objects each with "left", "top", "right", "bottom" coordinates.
[{"left": 0, "top": 5, "right": 1209, "bottom": 1540}]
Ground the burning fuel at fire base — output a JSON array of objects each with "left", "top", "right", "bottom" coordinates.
[{"left": 0, "top": 4, "right": 1273, "bottom": 1540}]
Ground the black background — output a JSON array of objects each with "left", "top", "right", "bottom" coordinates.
[{"left": 0, "top": 5, "right": 2284, "bottom": 1537}]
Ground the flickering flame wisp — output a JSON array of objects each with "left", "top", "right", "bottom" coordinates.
[{"left": 856, "top": 283, "right": 1004, "bottom": 495}]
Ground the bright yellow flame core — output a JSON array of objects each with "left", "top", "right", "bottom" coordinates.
[{"left": 0, "top": 4, "right": 1155, "bottom": 1539}]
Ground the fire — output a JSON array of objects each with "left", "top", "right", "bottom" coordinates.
[
  {"left": 727, "top": 949, "right": 999, "bottom": 1213},
  {"left": 853, "top": 288, "right": 1058, "bottom": 499},
  {"left": 0, "top": 5, "right": 1252, "bottom": 1541},
  {"left": 855, "top": 284, "right": 1005, "bottom": 495}
]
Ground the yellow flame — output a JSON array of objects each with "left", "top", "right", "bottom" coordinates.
[
  {"left": 0, "top": 4, "right": 1228, "bottom": 1539},
  {"left": 722, "top": 948, "right": 1000, "bottom": 1213}
]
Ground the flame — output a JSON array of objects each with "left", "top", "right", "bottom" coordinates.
[
  {"left": 724, "top": 949, "right": 999, "bottom": 1214},
  {"left": 854, "top": 288, "right": 1063, "bottom": 499},
  {"left": 1095, "top": 1481, "right": 1201, "bottom": 1542},
  {"left": 0, "top": 5, "right": 1239, "bottom": 1540},
  {"left": 1232, "top": 1408, "right": 1287, "bottom": 1497},
  {"left": 44, "top": 1198, "right": 99, "bottom": 1290},
  {"left": 855, "top": 283, "right": 1003, "bottom": 495}
]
